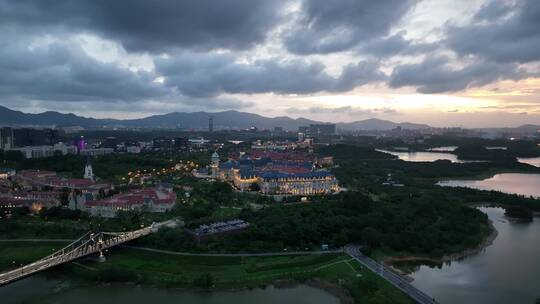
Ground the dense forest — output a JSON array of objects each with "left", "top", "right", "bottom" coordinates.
[{"left": 139, "top": 191, "right": 490, "bottom": 257}]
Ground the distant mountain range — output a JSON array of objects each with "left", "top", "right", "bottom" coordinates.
[{"left": 0, "top": 105, "right": 433, "bottom": 131}]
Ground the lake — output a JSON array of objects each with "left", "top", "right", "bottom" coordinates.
[
  {"left": 437, "top": 173, "right": 540, "bottom": 198},
  {"left": 401, "top": 207, "right": 540, "bottom": 304},
  {"left": 0, "top": 278, "right": 340, "bottom": 304},
  {"left": 518, "top": 157, "right": 540, "bottom": 168},
  {"left": 377, "top": 149, "right": 466, "bottom": 163},
  {"left": 427, "top": 146, "right": 458, "bottom": 152}
]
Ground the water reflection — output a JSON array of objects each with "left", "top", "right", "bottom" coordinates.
[
  {"left": 427, "top": 146, "right": 458, "bottom": 152},
  {"left": 0, "top": 279, "right": 340, "bottom": 304},
  {"left": 438, "top": 173, "right": 540, "bottom": 198},
  {"left": 401, "top": 207, "right": 540, "bottom": 304},
  {"left": 377, "top": 149, "right": 465, "bottom": 163},
  {"left": 518, "top": 157, "right": 540, "bottom": 168}
]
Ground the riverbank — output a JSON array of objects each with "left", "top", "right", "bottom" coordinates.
[
  {"left": 0, "top": 244, "right": 414, "bottom": 304},
  {"left": 272, "top": 279, "right": 354, "bottom": 304},
  {"left": 384, "top": 220, "right": 498, "bottom": 275},
  {"left": 388, "top": 206, "right": 540, "bottom": 304}
]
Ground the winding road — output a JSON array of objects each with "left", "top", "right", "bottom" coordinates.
[{"left": 345, "top": 244, "right": 439, "bottom": 304}]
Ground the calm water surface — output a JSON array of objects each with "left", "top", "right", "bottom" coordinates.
[
  {"left": 377, "top": 149, "right": 465, "bottom": 163},
  {"left": 404, "top": 207, "right": 540, "bottom": 304},
  {"left": 518, "top": 157, "right": 540, "bottom": 168},
  {"left": 438, "top": 173, "right": 540, "bottom": 198},
  {"left": 427, "top": 146, "right": 458, "bottom": 152},
  {"left": 0, "top": 278, "right": 340, "bottom": 304}
]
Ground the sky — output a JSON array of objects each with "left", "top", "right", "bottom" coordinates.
[{"left": 0, "top": 0, "right": 539, "bottom": 128}]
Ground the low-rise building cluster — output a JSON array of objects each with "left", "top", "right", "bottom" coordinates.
[
  {"left": 0, "top": 164, "right": 178, "bottom": 218},
  {"left": 0, "top": 168, "right": 114, "bottom": 213},
  {"left": 187, "top": 219, "right": 250, "bottom": 239},
  {"left": 85, "top": 184, "right": 176, "bottom": 218}
]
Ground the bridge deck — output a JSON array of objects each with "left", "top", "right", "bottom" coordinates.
[{"left": 0, "top": 220, "right": 176, "bottom": 286}]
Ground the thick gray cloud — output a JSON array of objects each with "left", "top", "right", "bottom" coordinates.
[
  {"left": 0, "top": 0, "right": 285, "bottom": 53},
  {"left": 286, "top": 106, "right": 397, "bottom": 115},
  {"left": 155, "top": 53, "right": 386, "bottom": 97},
  {"left": 446, "top": 0, "right": 540, "bottom": 63},
  {"left": 0, "top": 40, "right": 167, "bottom": 102},
  {"left": 357, "top": 33, "right": 437, "bottom": 57},
  {"left": 389, "top": 56, "right": 529, "bottom": 93},
  {"left": 473, "top": 0, "right": 517, "bottom": 22},
  {"left": 1, "top": 0, "right": 540, "bottom": 118},
  {"left": 284, "top": 0, "right": 418, "bottom": 54}
]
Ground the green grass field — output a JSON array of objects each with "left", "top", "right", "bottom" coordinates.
[
  {"left": 0, "top": 243, "right": 413, "bottom": 304},
  {"left": 0, "top": 242, "right": 68, "bottom": 271}
]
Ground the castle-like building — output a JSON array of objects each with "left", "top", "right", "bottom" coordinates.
[{"left": 208, "top": 151, "right": 339, "bottom": 196}]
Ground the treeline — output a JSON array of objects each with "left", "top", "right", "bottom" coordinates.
[
  {"left": 454, "top": 144, "right": 516, "bottom": 163},
  {"left": 378, "top": 135, "right": 540, "bottom": 158},
  {"left": 318, "top": 144, "right": 540, "bottom": 187},
  {"left": 444, "top": 187, "right": 540, "bottom": 212},
  {"left": 140, "top": 191, "right": 491, "bottom": 256}
]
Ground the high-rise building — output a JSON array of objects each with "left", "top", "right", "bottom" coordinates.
[
  {"left": 76, "top": 136, "right": 87, "bottom": 151},
  {"left": 13, "top": 128, "right": 59, "bottom": 147},
  {"left": 209, "top": 115, "right": 214, "bottom": 132},
  {"left": 0, "top": 127, "right": 14, "bottom": 150},
  {"left": 309, "top": 124, "right": 336, "bottom": 137},
  {"left": 153, "top": 137, "right": 173, "bottom": 150},
  {"left": 102, "top": 137, "right": 118, "bottom": 149},
  {"left": 173, "top": 137, "right": 189, "bottom": 150}
]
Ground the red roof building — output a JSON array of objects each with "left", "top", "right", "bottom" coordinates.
[{"left": 85, "top": 186, "right": 176, "bottom": 218}]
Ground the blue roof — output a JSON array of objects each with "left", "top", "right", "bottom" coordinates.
[
  {"left": 260, "top": 170, "right": 333, "bottom": 180},
  {"left": 239, "top": 168, "right": 257, "bottom": 179},
  {"left": 219, "top": 160, "right": 238, "bottom": 170}
]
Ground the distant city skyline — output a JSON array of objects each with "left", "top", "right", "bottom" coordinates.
[{"left": 0, "top": 0, "right": 539, "bottom": 128}]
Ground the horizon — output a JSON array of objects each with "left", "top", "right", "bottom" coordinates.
[
  {"left": 1, "top": 0, "right": 539, "bottom": 128},
  {"left": 2, "top": 2, "right": 540, "bottom": 303},
  {"left": 1, "top": 104, "right": 538, "bottom": 129}
]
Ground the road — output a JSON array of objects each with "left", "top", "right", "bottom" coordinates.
[
  {"left": 123, "top": 246, "right": 343, "bottom": 257},
  {"left": 345, "top": 244, "right": 439, "bottom": 304}
]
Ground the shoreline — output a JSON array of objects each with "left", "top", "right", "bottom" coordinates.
[
  {"left": 385, "top": 220, "right": 498, "bottom": 276},
  {"left": 46, "top": 277, "right": 353, "bottom": 304}
]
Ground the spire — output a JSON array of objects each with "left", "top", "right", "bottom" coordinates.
[{"left": 84, "top": 157, "right": 94, "bottom": 181}]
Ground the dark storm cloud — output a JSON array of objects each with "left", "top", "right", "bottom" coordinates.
[
  {"left": 155, "top": 53, "right": 386, "bottom": 97},
  {"left": 284, "top": 0, "right": 418, "bottom": 54},
  {"left": 389, "top": 56, "right": 530, "bottom": 93},
  {"left": 357, "top": 32, "right": 437, "bottom": 58},
  {"left": 0, "top": 0, "right": 285, "bottom": 52},
  {"left": 446, "top": 0, "right": 540, "bottom": 63},
  {"left": 0, "top": 40, "right": 167, "bottom": 102}
]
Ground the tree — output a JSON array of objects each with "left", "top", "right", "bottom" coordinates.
[
  {"left": 192, "top": 272, "right": 214, "bottom": 288},
  {"left": 60, "top": 187, "right": 71, "bottom": 206},
  {"left": 361, "top": 227, "right": 381, "bottom": 247}
]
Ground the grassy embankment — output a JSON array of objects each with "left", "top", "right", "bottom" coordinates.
[{"left": 0, "top": 243, "right": 413, "bottom": 304}]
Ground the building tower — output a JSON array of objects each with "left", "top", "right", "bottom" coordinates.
[
  {"left": 210, "top": 151, "right": 220, "bottom": 178},
  {"left": 0, "top": 127, "right": 14, "bottom": 150},
  {"left": 84, "top": 157, "right": 95, "bottom": 181},
  {"left": 209, "top": 115, "right": 214, "bottom": 132}
]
